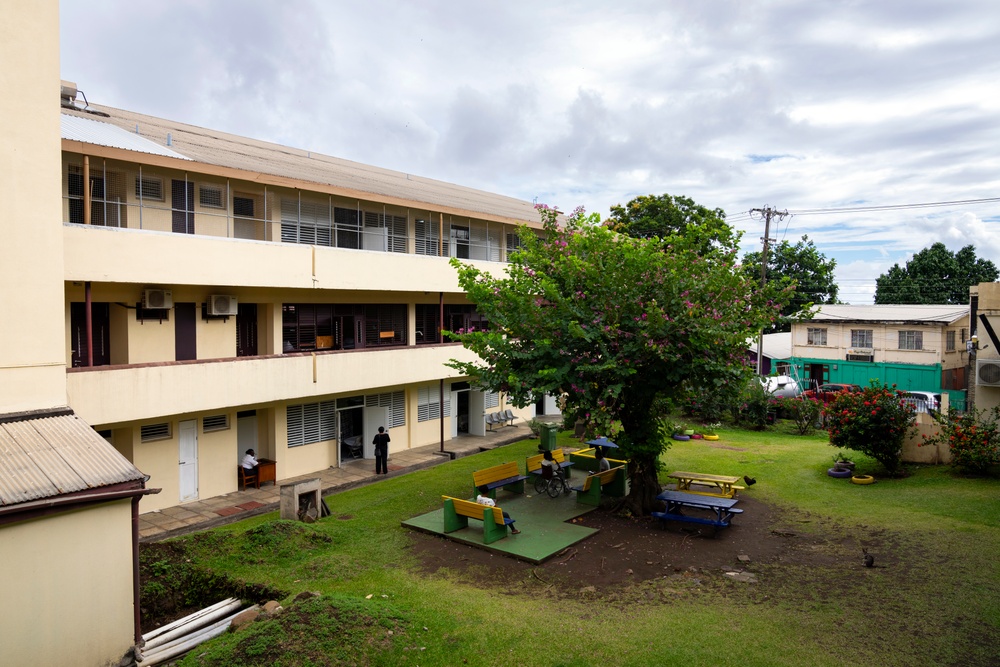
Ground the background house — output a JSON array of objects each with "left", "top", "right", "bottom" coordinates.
[
  {"left": 786, "top": 304, "right": 969, "bottom": 408},
  {"left": 969, "top": 282, "right": 1000, "bottom": 412}
]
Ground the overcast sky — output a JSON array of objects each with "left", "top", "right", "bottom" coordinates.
[{"left": 60, "top": 0, "right": 1000, "bottom": 303}]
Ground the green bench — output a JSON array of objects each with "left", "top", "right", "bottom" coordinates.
[
  {"left": 441, "top": 496, "right": 514, "bottom": 544},
  {"left": 570, "top": 466, "right": 625, "bottom": 506},
  {"left": 472, "top": 461, "right": 528, "bottom": 499}
]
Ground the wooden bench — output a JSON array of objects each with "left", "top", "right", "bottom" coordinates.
[
  {"left": 652, "top": 489, "right": 743, "bottom": 534},
  {"left": 667, "top": 471, "right": 745, "bottom": 498},
  {"left": 525, "top": 449, "right": 574, "bottom": 479},
  {"left": 472, "top": 461, "right": 528, "bottom": 499},
  {"left": 441, "top": 496, "right": 514, "bottom": 544},
  {"left": 651, "top": 508, "right": 744, "bottom": 530},
  {"left": 570, "top": 466, "right": 625, "bottom": 506}
]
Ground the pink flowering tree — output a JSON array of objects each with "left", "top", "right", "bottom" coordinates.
[{"left": 447, "top": 202, "right": 787, "bottom": 514}]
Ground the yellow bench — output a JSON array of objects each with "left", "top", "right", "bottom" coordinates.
[
  {"left": 525, "top": 449, "right": 573, "bottom": 478},
  {"left": 441, "top": 496, "right": 514, "bottom": 544},
  {"left": 667, "top": 471, "right": 744, "bottom": 498},
  {"left": 472, "top": 461, "right": 528, "bottom": 499},
  {"left": 571, "top": 466, "right": 625, "bottom": 506}
]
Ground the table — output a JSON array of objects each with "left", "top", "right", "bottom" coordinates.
[
  {"left": 654, "top": 489, "right": 742, "bottom": 528},
  {"left": 257, "top": 459, "right": 276, "bottom": 486},
  {"left": 667, "top": 471, "right": 742, "bottom": 498}
]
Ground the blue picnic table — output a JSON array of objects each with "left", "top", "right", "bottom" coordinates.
[{"left": 652, "top": 489, "right": 743, "bottom": 533}]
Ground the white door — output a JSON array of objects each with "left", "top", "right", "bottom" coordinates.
[
  {"left": 178, "top": 419, "right": 198, "bottom": 502},
  {"left": 468, "top": 392, "right": 486, "bottom": 436},
  {"left": 450, "top": 389, "right": 460, "bottom": 438},
  {"left": 237, "top": 413, "right": 258, "bottom": 464},
  {"left": 363, "top": 407, "right": 389, "bottom": 459}
]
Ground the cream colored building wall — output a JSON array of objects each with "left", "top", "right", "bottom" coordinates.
[
  {"left": 126, "top": 310, "right": 176, "bottom": 363},
  {"left": 792, "top": 321, "right": 960, "bottom": 365},
  {"left": 973, "top": 283, "right": 1000, "bottom": 411},
  {"left": 0, "top": 502, "right": 135, "bottom": 667},
  {"left": 0, "top": 0, "right": 66, "bottom": 411},
  {"left": 197, "top": 313, "right": 236, "bottom": 359},
  {"left": 132, "top": 429, "right": 182, "bottom": 512},
  {"left": 198, "top": 416, "right": 241, "bottom": 499}
]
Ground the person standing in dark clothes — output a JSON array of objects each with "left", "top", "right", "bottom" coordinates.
[{"left": 372, "top": 426, "right": 390, "bottom": 474}]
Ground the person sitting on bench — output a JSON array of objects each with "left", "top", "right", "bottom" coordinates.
[
  {"left": 541, "top": 449, "right": 565, "bottom": 480},
  {"left": 594, "top": 446, "right": 611, "bottom": 472},
  {"left": 476, "top": 485, "right": 521, "bottom": 534}
]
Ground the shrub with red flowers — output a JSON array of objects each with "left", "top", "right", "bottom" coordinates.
[
  {"left": 824, "top": 380, "right": 916, "bottom": 474},
  {"left": 921, "top": 406, "right": 1000, "bottom": 475}
]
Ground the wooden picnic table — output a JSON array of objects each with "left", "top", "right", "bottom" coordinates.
[{"left": 666, "top": 471, "right": 743, "bottom": 498}]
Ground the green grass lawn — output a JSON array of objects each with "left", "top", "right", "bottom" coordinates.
[{"left": 166, "top": 426, "right": 1000, "bottom": 667}]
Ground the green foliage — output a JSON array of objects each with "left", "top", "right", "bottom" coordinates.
[
  {"left": 824, "top": 381, "right": 916, "bottom": 474},
  {"left": 736, "top": 380, "right": 774, "bottom": 431},
  {"left": 604, "top": 193, "right": 736, "bottom": 254},
  {"left": 922, "top": 406, "right": 1000, "bottom": 475},
  {"left": 778, "top": 396, "right": 823, "bottom": 435},
  {"left": 448, "top": 201, "right": 788, "bottom": 511},
  {"left": 742, "top": 235, "right": 838, "bottom": 329},
  {"left": 874, "top": 242, "right": 998, "bottom": 304}
]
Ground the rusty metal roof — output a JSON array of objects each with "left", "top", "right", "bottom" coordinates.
[
  {"left": 61, "top": 104, "right": 542, "bottom": 225},
  {"left": 0, "top": 412, "right": 145, "bottom": 507}
]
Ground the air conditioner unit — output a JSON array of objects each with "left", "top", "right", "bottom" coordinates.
[
  {"left": 142, "top": 289, "right": 173, "bottom": 309},
  {"left": 977, "top": 359, "right": 1000, "bottom": 387},
  {"left": 208, "top": 295, "right": 238, "bottom": 316}
]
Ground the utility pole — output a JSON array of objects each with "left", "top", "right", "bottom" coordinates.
[{"left": 750, "top": 206, "right": 788, "bottom": 375}]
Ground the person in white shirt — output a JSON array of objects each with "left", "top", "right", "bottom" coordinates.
[
  {"left": 595, "top": 446, "right": 611, "bottom": 472},
  {"left": 476, "top": 485, "right": 520, "bottom": 534},
  {"left": 241, "top": 448, "right": 259, "bottom": 471}
]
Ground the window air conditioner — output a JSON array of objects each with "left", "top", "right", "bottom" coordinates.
[
  {"left": 976, "top": 359, "right": 1000, "bottom": 387},
  {"left": 208, "top": 295, "right": 238, "bottom": 316},
  {"left": 142, "top": 289, "right": 173, "bottom": 309}
]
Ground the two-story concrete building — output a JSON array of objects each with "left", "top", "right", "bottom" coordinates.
[{"left": 785, "top": 304, "right": 970, "bottom": 406}]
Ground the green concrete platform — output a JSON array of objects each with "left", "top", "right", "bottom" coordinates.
[{"left": 402, "top": 489, "right": 599, "bottom": 564}]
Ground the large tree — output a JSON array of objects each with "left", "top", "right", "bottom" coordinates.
[
  {"left": 605, "top": 193, "right": 737, "bottom": 255},
  {"left": 448, "top": 204, "right": 787, "bottom": 514},
  {"left": 742, "top": 235, "right": 838, "bottom": 328},
  {"left": 874, "top": 242, "right": 998, "bottom": 304}
]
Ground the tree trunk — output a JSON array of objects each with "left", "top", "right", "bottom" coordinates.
[{"left": 623, "top": 453, "right": 661, "bottom": 515}]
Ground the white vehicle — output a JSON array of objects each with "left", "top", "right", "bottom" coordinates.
[
  {"left": 761, "top": 375, "right": 802, "bottom": 398},
  {"left": 901, "top": 391, "right": 941, "bottom": 413}
]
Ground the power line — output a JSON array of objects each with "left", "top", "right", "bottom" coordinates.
[{"left": 727, "top": 195, "right": 1000, "bottom": 220}]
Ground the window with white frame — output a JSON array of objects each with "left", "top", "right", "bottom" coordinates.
[
  {"left": 851, "top": 329, "right": 873, "bottom": 348},
  {"left": 287, "top": 400, "right": 337, "bottom": 447},
  {"left": 415, "top": 218, "right": 440, "bottom": 256},
  {"left": 807, "top": 328, "right": 828, "bottom": 345},
  {"left": 417, "top": 386, "right": 450, "bottom": 422},
  {"left": 281, "top": 197, "right": 333, "bottom": 246},
  {"left": 898, "top": 330, "right": 923, "bottom": 350},
  {"left": 363, "top": 211, "right": 407, "bottom": 253},
  {"left": 365, "top": 391, "right": 406, "bottom": 428},
  {"left": 946, "top": 330, "right": 956, "bottom": 352},
  {"left": 202, "top": 414, "right": 230, "bottom": 432}
]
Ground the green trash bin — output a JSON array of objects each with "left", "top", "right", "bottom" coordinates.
[{"left": 538, "top": 423, "right": 558, "bottom": 451}]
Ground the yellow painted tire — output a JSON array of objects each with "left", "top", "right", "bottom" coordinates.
[
  {"left": 703, "top": 435, "right": 720, "bottom": 441},
  {"left": 851, "top": 475, "right": 875, "bottom": 485}
]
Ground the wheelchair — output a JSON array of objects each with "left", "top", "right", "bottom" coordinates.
[{"left": 534, "top": 463, "right": 571, "bottom": 498}]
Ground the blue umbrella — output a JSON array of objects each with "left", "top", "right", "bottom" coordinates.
[{"left": 585, "top": 436, "right": 618, "bottom": 449}]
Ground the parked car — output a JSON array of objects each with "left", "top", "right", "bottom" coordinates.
[
  {"left": 801, "top": 383, "right": 862, "bottom": 403},
  {"left": 900, "top": 391, "right": 941, "bottom": 413}
]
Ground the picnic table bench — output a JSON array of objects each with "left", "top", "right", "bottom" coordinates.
[
  {"left": 525, "top": 449, "right": 574, "bottom": 479},
  {"left": 571, "top": 465, "right": 625, "bottom": 506},
  {"left": 652, "top": 489, "right": 743, "bottom": 534},
  {"left": 441, "top": 496, "right": 514, "bottom": 544},
  {"left": 667, "top": 471, "right": 744, "bottom": 498},
  {"left": 472, "top": 461, "right": 528, "bottom": 499}
]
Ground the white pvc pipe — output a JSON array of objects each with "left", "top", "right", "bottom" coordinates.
[
  {"left": 138, "top": 608, "right": 248, "bottom": 665},
  {"left": 143, "top": 599, "right": 243, "bottom": 650},
  {"left": 142, "top": 597, "right": 239, "bottom": 642}
]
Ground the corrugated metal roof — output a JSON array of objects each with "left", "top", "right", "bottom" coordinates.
[
  {"left": 808, "top": 304, "right": 968, "bottom": 324},
  {"left": 61, "top": 105, "right": 540, "bottom": 224},
  {"left": 0, "top": 413, "right": 144, "bottom": 507},
  {"left": 748, "top": 332, "right": 792, "bottom": 359},
  {"left": 61, "top": 114, "right": 191, "bottom": 161}
]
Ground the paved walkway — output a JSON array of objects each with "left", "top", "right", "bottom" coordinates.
[{"left": 139, "top": 425, "right": 536, "bottom": 542}]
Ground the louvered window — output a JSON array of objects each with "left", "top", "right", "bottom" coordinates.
[
  {"left": 334, "top": 207, "right": 361, "bottom": 249},
  {"left": 415, "top": 218, "right": 439, "bottom": 256},
  {"left": 417, "top": 386, "right": 450, "bottom": 422},
  {"left": 362, "top": 211, "right": 408, "bottom": 253},
  {"left": 281, "top": 198, "right": 333, "bottom": 246},
  {"left": 415, "top": 304, "right": 440, "bottom": 344},
  {"left": 366, "top": 391, "right": 406, "bottom": 428},
  {"left": 364, "top": 304, "right": 407, "bottom": 347},
  {"left": 135, "top": 176, "right": 164, "bottom": 201},
  {"left": 287, "top": 400, "right": 337, "bottom": 447},
  {"left": 484, "top": 391, "right": 500, "bottom": 409},
  {"left": 203, "top": 414, "right": 230, "bottom": 432},
  {"left": 140, "top": 423, "right": 171, "bottom": 442},
  {"left": 199, "top": 185, "right": 224, "bottom": 208}
]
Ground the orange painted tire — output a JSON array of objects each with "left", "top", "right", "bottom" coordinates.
[
  {"left": 703, "top": 435, "right": 720, "bottom": 441},
  {"left": 851, "top": 475, "right": 875, "bottom": 485}
]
